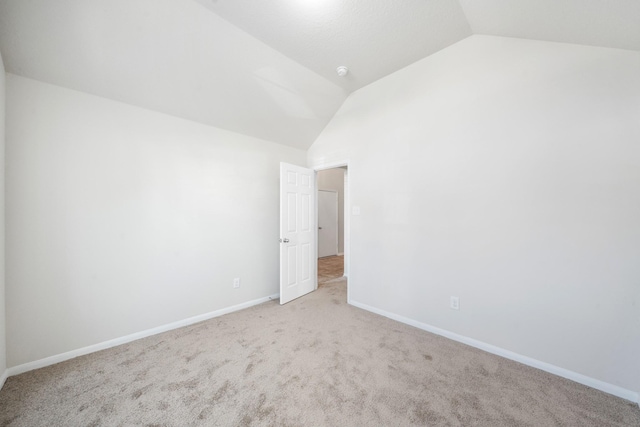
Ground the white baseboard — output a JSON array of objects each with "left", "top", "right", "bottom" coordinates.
[
  {"left": 7, "top": 294, "right": 279, "bottom": 377},
  {"left": 337, "top": 252, "right": 344, "bottom": 256},
  {"left": 349, "top": 299, "right": 639, "bottom": 405},
  {"left": 0, "top": 368, "right": 8, "bottom": 391}
]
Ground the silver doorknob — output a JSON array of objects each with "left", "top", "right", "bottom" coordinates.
[{"left": 279, "top": 238, "right": 290, "bottom": 243}]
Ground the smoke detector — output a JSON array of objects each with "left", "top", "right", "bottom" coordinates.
[{"left": 336, "top": 66, "right": 349, "bottom": 77}]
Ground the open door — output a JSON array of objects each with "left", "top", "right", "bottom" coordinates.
[{"left": 279, "top": 162, "right": 317, "bottom": 304}]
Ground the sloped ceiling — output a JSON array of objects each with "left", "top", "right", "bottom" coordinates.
[
  {"left": 459, "top": 0, "right": 640, "bottom": 52},
  {"left": 201, "top": 0, "right": 473, "bottom": 92},
  {"left": 0, "top": 0, "right": 346, "bottom": 150},
  {"left": 1, "top": 0, "right": 639, "bottom": 149}
]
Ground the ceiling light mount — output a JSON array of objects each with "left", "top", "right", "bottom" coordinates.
[{"left": 336, "top": 66, "right": 349, "bottom": 77}]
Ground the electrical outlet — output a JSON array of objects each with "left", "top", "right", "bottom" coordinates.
[
  {"left": 233, "top": 278, "right": 240, "bottom": 288},
  {"left": 450, "top": 296, "right": 459, "bottom": 310}
]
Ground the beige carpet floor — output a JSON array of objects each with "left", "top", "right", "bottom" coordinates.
[{"left": 1, "top": 276, "right": 639, "bottom": 426}]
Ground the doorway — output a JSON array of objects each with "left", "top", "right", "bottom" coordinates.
[{"left": 316, "top": 166, "right": 347, "bottom": 286}]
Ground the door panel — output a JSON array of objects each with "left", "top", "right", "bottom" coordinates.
[
  {"left": 318, "top": 190, "right": 338, "bottom": 258},
  {"left": 280, "top": 163, "right": 317, "bottom": 304}
]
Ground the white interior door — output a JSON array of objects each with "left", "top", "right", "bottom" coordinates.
[
  {"left": 318, "top": 190, "right": 338, "bottom": 258},
  {"left": 280, "top": 163, "right": 317, "bottom": 305}
]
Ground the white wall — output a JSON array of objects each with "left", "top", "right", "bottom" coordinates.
[
  {"left": 317, "top": 168, "right": 345, "bottom": 254},
  {"left": 308, "top": 35, "right": 640, "bottom": 397},
  {"left": 0, "top": 52, "right": 6, "bottom": 383},
  {"left": 5, "top": 74, "right": 306, "bottom": 367}
]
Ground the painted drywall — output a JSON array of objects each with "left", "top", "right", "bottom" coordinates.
[
  {"left": 5, "top": 74, "right": 306, "bottom": 367},
  {"left": 0, "top": 52, "right": 6, "bottom": 382},
  {"left": 308, "top": 35, "right": 640, "bottom": 395},
  {"left": 317, "top": 168, "right": 345, "bottom": 254}
]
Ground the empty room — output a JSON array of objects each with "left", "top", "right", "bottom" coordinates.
[{"left": 0, "top": 0, "right": 639, "bottom": 425}]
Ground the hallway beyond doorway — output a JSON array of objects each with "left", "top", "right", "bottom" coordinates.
[{"left": 318, "top": 255, "right": 343, "bottom": 284}]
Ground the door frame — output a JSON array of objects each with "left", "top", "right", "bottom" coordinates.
[{"left": 314, "top": 161, "right": 350, "bottom": 303}]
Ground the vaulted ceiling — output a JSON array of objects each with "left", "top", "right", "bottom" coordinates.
[{"left": 1, "top": 0, "right": 639, "bottom": 150}]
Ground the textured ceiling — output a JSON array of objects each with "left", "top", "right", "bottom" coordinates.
[
  {"left": 1, "top": 0, "right": 639, "bottom": 149},
  {"left": 201, "top": 0, "right": 640, "bottom": 92},
  {"left": 199, "top": 0, "right": 473, "bottom": 92},
  {"left": 0, "top": 0, "right": 346, "bottom": 150},
  {"left": 459, "top": 0, "right": 640, "bottom": 52}
]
